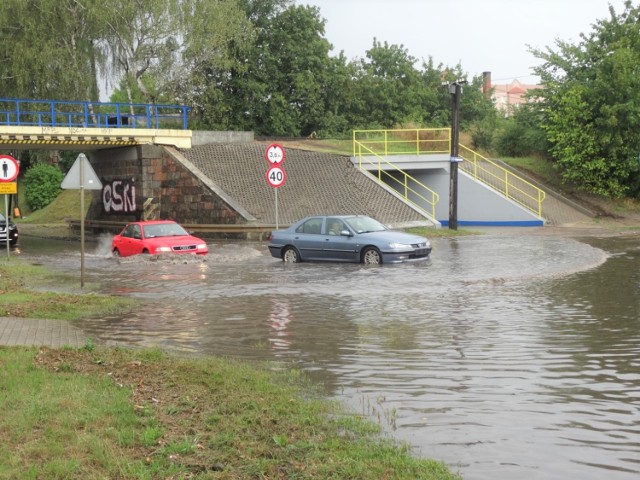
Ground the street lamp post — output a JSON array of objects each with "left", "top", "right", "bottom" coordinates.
[{"left": 449, "top": 81, "right": 464, "bottom": 230}]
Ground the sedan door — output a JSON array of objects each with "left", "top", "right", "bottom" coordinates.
[
  {"left": 118, "top": 224, "right": 143, "bottom": 256},
  {"left": 290, "top": 217, "right": 326, "bottom": 261},
  {"left": 322, "top": 217, "right": 359, "bottom": 262}
]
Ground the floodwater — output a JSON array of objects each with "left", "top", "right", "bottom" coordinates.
[{"left": 13, "top": 230, "right": 640, "bottom": 480}]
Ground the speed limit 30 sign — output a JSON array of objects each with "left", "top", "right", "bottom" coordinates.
[{"left": 266, "top": 165, "right": 286, "bottom": 188}]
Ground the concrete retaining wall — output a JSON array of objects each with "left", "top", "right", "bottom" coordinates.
[{"left": 192, "top": 131, "right": 254, "bottom": 145}]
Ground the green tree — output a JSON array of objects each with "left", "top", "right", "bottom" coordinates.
[
  {"left": 191, "top": 1, "right": 337, "bottom": 137},
  {"left": 351, "top": 39, "right": 430, "bottom": 128},
  {"left": 99, "top": 0, "right": 249, "bottom": 109},
  {"left": 532, "top": 0, "right": 640, "bottom": 197},
  {"left": 0, "top": 0, "right": 102, "bottom": 101},
  {"left": 261, "top": 4, "right": 334, "bottom": 135},
  {"left": 315, "top": 53, "right": 357, "bottom": 136},
  {"left": 23, "top": 163, "right": 64, "bottom": 211},
  {"left": 460, "top": 74, "right": 500, "bottom": 149}
]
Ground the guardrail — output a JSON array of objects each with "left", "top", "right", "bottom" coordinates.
[
  {"left": 66, "top": 219, "right": 279, "bottom": 236},
  {"left": 353, "top": 128, "right": 450, "bottom": 156},
  {"left": 0, "top": 98, "right": 191, "bottom": 130},
  {"left": 353, "top": 141, "right": 439, "bottom": 219}
]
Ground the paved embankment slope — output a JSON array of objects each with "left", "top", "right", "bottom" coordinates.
[{"left": 181, "top": 143, "right": 432, "bottom": 226}]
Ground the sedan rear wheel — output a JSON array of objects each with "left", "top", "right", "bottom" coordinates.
[
  {"left": 282, "top": 246, "right": 300, "bottom": 263},
  {"left": 362, "top": 247, "right": 382, "bottom": 265}
]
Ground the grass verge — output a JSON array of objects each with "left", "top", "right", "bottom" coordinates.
[
  {"left": 0, "top": 258, "right": 136, "bottom": 320},
  {"left": 406, "top": 226, "right": 477, "bottom": 238},
  {"left": 0, "top": 346, "right": 461, "bottom": 479},
  {"left": 499, "top": 156, "right": 640, "bottom": 218}
]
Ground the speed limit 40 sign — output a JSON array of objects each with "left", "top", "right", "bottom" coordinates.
[{"left": 266, "top": 165, "right": 286, "bottom": 188}]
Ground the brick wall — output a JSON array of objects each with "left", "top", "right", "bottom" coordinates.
[{"left": 87, "top": 145, "right": 241, "bottom": 225}]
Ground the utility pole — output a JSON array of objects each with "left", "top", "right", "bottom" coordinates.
[{"left": 448, "top": 81, "right": 464, "bottom": 230}]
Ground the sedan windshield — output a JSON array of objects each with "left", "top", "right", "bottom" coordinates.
[
  {"left": 143, "top": 223, "right": 189, "bottom": 238},
  {"left": 345, "top": 216, "right": 387, "bottom": 234}
]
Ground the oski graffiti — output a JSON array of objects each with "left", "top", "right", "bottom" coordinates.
[{"left": 103, "top": 179, "right": 136, "bottom": 213}]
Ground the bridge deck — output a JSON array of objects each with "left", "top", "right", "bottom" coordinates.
[
  {"left": 0, "top": 98, "right": 192, "bottom": 149},
  {"left": 0, "top": 125, "right": 192, "bottom": 150}
]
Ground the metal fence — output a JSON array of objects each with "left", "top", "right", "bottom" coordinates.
[{"left": 0, "top": 98, "right": 191, "bottom": 130}]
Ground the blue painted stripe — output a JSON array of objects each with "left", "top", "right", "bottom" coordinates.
[{"left": 439, "top": 220, "right": 544, "bottom": 227}]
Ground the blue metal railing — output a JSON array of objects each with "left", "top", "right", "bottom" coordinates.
[{"left": 0, "top": 98, "right": 191, "bottom": 130}]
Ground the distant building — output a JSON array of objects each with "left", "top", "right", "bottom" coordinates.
[{"left": 482, "top": 72, "right": 542, "bottom": 115}]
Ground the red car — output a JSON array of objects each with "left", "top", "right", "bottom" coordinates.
[{"left": 111, "top": 220, "right": 208, "bottom": 257}]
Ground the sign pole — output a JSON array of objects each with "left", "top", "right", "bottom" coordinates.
[
  {"left": 60, "top": 152, "right": 102, "bottom": 288},
  {"left": 275, "top": 188, "right": 279, "bottom": 230},
  {"left": 80, "top": 157, "right": 85, "bottom": 288},
  {"left": 265, "top": 144, "right": 286, "bottom": 230},
  {"left": 3, "top": 196, "right": 8, "bottom": 259},
  {"left": 0, "top": 155, "right": 20, "bottom": 258}
]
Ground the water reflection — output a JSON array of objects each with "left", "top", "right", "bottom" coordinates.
[
  {"left": 15, "top": 233, "right": 640, "bottom": 480},
  {"left": 268, "top": 299, "right": 293, "bottom": 351}
]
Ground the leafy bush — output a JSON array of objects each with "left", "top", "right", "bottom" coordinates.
[
  {"left": 494, "top": 112, "right": 548, "bottom": 158},
  {"left": 23, "top": 163, "right": 64, "bottom": 211},
  {"left": 468, "top": 120, "right": 496, "bottom": 152}
]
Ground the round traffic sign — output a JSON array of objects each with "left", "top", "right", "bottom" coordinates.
[
  {"left": 265, "top": 143, "right": 285, "bottom": 164},
  {"left": 0, "top": 155, "right": 19, "bottom": 182},
  {"left": 266, "top": 165, "right": 286, "bottom": 188}
]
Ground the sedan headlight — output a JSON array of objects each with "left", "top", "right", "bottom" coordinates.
[
  {"left": 388, "top": 242, "right": 412, "bottom": 250},
  {"left": 196, "top": 243, "right": 208, "bottom": 251},
  {"left": 155, "top": 246, "right": 172, "bottom": 253}
]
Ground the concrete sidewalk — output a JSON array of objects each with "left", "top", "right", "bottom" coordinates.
[{"left": 0, "top": 317, "right": 86, "bottom": 348}]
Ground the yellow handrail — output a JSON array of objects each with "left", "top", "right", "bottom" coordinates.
[
  {"left": 352, "top": 128, "right": 546, "bottom": 218},
  {"left": 353, "top": 140, "right": 439, "bottom": 218},
  {"left": 458, "top": 145, "right": 545, "bottom": 217},
  {"left": 353, "top": 128, "right": 450, "bottom": 157}
]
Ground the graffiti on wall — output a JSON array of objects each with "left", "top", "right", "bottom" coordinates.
[{"left": 103, "top": 179, "right": 136, "bottom": 213}]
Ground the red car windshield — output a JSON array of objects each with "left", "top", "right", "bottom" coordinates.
[{"left": 143, "top": 223, "right": 189, "bottom": 238}]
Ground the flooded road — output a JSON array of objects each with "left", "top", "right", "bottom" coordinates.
[{"left": 15, "top": 231, "right": 640, "bottom": 480}]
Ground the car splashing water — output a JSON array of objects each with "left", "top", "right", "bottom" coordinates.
[{"left": 15, "top": 232, "right": 640, "bottom": 480}]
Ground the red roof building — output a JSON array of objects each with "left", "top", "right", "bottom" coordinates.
[{"left": 482, "top": 73, "right": 542, "bottom": 115}]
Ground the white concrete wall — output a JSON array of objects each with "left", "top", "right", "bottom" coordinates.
[
  {"left": 410, "top": 168, "right": 544, "bottom": 226},
  {"left": 354, "top": 155, "right": 544, "bottom": 226},
  {"left": 192, "top": 131, "right": 254, "bottom": 145}
]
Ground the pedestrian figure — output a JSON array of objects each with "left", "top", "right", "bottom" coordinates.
[{"left": 1, "top": 160, "right": 7, "bottom": 178}]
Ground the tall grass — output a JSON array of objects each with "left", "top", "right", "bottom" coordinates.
[{"left": 0, "top": 347, "right": 462, "bottom": 480}]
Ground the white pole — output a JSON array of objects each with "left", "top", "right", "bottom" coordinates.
[
  {"left": 80, "top": 155, "right": 85, "bottom": 288},
  {"left": 4, "top": 195, "right": 8, "bottom": 259},
  {"left": 275, "top": 188, "right": 279, "bottom": 230}
]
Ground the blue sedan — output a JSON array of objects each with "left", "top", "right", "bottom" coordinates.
[{"left": 268, "top": 215, "right": 431, "bottom": 264}]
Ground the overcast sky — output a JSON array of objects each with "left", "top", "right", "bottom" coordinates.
[{"left": 295, "top": 0, "right": 629, "bottom": 85}]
